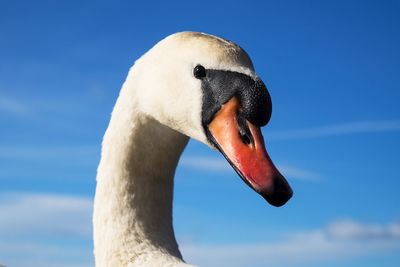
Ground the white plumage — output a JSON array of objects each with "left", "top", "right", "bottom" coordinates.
[{"left": 93, "top": 32, "right": 264, "bottom": 266}]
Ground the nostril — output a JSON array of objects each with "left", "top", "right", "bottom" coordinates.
[
  {"left": 239, "top": 130, "right": 252, "bottom": 145},
  {"left": 237, "top": 112, "right": 253, "bottom": 145}
]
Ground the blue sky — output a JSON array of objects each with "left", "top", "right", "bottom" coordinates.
[{"left": 0, "top": 0, "right": 399, "bottom": 266}]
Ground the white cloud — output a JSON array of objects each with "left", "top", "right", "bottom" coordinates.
[
  {"left": 268, "top": 120, "right": 400, "bottom": 140},
  {"left": 0, "top": 145, "right": 99, "bottom": 172},
  {"left": 0, "top": 90, "right": 103, "bottom": 137},
  {"left": 0, "top": 193, "right": 399, "bottom": 267},
  {"left": 278, "top": 164, "right": 321, "bottom": 181},
  {"left": 180, "top": 155, "right": 232, "bottom": 172},
  {"left": 180, "top": 155, "right": 320, "bottom": 181},
  {"left": 0, "top": 241, "right": 93, "bottom": 267},
  {"left": 0, "top": 93, "right": 29, "bottom": 115},
  {"left": 0, "top": 193, "right": 93, "bottom": 239},
  {"left": 181, "top": 219, "right": 400, "bottom": 267},
  {"left": 0, "top": 193, "right": 94, "bottom": 267},
  {"left": 326, "top": 219, "right": 400, "bottom": 240},
  {"left": 0, "top": 145, "right": 98, "bottom": 161}
]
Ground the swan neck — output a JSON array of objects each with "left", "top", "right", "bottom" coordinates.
[{"left": 94, "top": 92, "right": 189, "bottom": 265}]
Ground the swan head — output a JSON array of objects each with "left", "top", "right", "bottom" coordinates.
[{"left": 131, "top": 32, "right": 292, "bottom": 207}]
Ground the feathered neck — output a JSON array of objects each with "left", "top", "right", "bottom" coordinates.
[{"left": 93, "top": 76, "right": 193, "bottom": 266}]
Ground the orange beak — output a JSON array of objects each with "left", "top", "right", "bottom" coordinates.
[{"left": 208, "top": 97, "right": 293, "bottom": 207}]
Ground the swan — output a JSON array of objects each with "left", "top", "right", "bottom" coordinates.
[{"left": 93, "top": 31, "right": 293, "bottom": 267}]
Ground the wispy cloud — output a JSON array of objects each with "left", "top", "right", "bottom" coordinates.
[
  {"left": 326, "top": 219, "right": 400, "bottom": 241},
  {"left": 0, "top": 145, "right": 98, "bottom": 162},
  {"left": 0, "top": 90, "right": 105, "bottom": 136},
  {"left": 0, "top": 193, "right": 93, "bottom": 239},
  {"left": 0, "top": 193, "right": 94, "bottom": 266},
  {"left": 180, "top": 155, "right": 232, "bottom": 172},
  {"left": 277, "top": 164, "right": 321, "bottom": 181},
  {"left": 0, "top": 192, "right": 399, "bottom": 267},
  {"left": 0, "top": 93, "right": 30, "bottom": 115},
  {"left": 268, "top": 120, "right": 400, "bottom": 140},
  {"left": 180, "top": 155, "right": 320, "bottom": 181},
  {"left": 181, "top": 219, "right": 400, "bottom": 267},
  {"left": 0, "top": 241, "right": 93, "bottom": 267}
]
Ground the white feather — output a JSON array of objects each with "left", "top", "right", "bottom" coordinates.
[{"left": 93, "top": 32, "right": 255, "bottom": 267}]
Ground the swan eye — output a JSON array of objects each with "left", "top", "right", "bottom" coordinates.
[{"left": 193, "top": 65, "right": 206, "bottom": 79}]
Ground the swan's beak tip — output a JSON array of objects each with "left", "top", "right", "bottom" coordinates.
[{"left": 260, "top": 176, "right": 293, "bottom": 207}]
